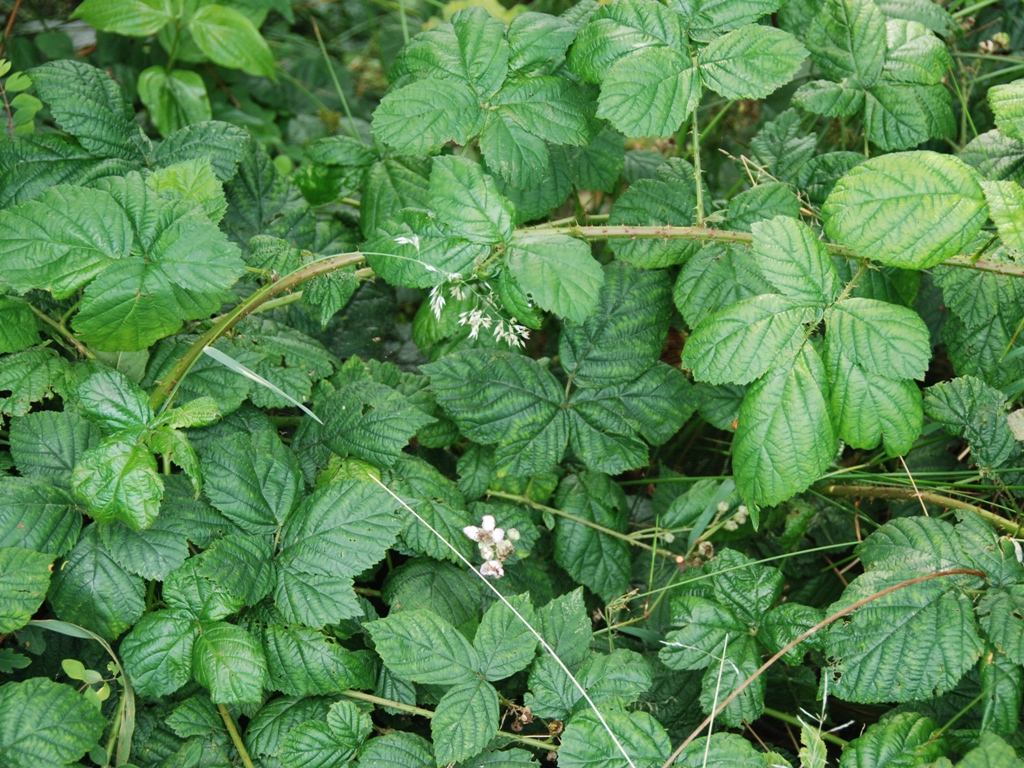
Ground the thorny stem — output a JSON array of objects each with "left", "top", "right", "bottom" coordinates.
[
  {"left": 486, "top": 490, "right": 680, "bottom": 561},
  {"left": 819, "top": 484, "right": 1021, "bottom": 534},
  {"left": 27, "top": 304, "right": 96, "bottom": 359},
  {"left": 339, "top": 688, "right": 561, "bottom": 749},
  {"left": 217, "top": 704, "right": 256, "bottom": 768},
  {"left": 523, "top": 224, "right": 1024, "bottom": 279},
  {"left": 149, "top": 251, "right": 367, "bottom": 412},
  {"left": 660, "top": 569, "right": 986, "bottom": 767}
]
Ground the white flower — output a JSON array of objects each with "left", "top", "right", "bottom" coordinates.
[
  {"left": 723, "top": 519, "right": 739, "bottom": 531},
  {"left": 495, "top": 538, "right": 515, "bottom": 560},
  {"left": 493, "top": 319, "right": 531, "bottom": 349},
  {"left": 716, "top": 501, "right": 730, "bottom": 514},
  {"left": 463, "top": 514, "right": 504, "bottom": 546},
  {"left": 480, "top": 560, "right": 505, "bottom": 578},
  {"left": 429, "top": 285, "right": 446, "bottom": 320},
  {"left": 458, "top": 308, "right": 492, "bottom": 339},
  {"left": 394, "top": 234, "right": 420, "bottom": 251},
  {"left": 450, "top": 283, "right": 469, "bottom": 301}
]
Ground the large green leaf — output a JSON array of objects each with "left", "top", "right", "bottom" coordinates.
[
  {"left": 432, "top": 679, "right": 500, "bottom": 764},
  {"left": 138, "top": 66, "right": 212, "bottom": 138},
  {"left": 199, "top": 533, "right": 276, "bottom": 605},
  {"left": 682, "top": 294, "right": 818, "bottom": 386},
  {"left": 424, "top": 351, "right": 568, "bottom": 477},
  {"left": 71, "top": 436, "right": 164, "bottom": 531},
  {"left": 806, "top": 0, "right": 887, "bottom": 87},
  {"left": 372, "top": 80, "right": 486, "bottom": 155},
  {"left": 0, "top": 186, "right": 133, "bottom": 298},
  {"left": 119, "top": 609, "right": 198, "bottom": 698},
  {"left": 733, "top": 346, "right": 836, "bottom": 506},
  {"left": 366, "top": 609, "right": 481, "bottom": 684},
  {"left": 597, "top": 48, "right": 701, "bottom": 139},
  {"left": 0, "top": 678, "right": 106, "bottom": 767},
  {"left": 0, "top": 547, "right": 53, "bottom": 633},
  {"left": 559, "top": 709, "right": 670, "bottom": 768},
  {"left": 48, "top": 525, "right": 145, "bottom": 639},
  {"left": 279, "top": 700, "right": 371, "bottom": 768},
  {"left": 188, "top": 4, "right": 275, "bottom": 78},
  {"left": 473, "top": 595, "right": 539, "bottom": 680},
  {"left": 429, "top": 155, "right": 515, "bottom": 244},
  {"left": 862, "top": 82, "right": 955, "bottom": 151},
  {"left": 698, "top": 25, "right": 807, "bottom": 100},
  {"left": 825, "top": 297, "right": 931, "bottom": 379},
  {"left": 659, "top": 596, "right": 746, "bottom": 671},
  {"left": 507, "top": 232, "right": 604, "bottom": 323},
  {"left": 99, "top": 517, "right": 189, "bottom": 581},
  {"left": 823, "top": 151, "right": 988, "bottom": 269},
  {"left": 698, "top": 633, "right": 765, "bottom": 727},
  {"left": 192, "top": 621, "right": 268, "bottom": 704},
  {"left": 262, "top": 624, "right": 368, "bottom": 695},
  {"left": 76, "top": 369, "right": 153, "bottom": 431},
  {"left": 989, "top": 79, "right": 1024, "bottom": 143},
  {"left": 838, "top": 713, "right": 945, "bottom": 767},
  {"left": 0, "top": 478, "right": 82, "bottom": 555},
  {"left": 72, "top": 0, "right": 173, "bottom": 36},
  {"left": 924, "top": 376, "right": 1017, "bottom": 468},
  {"left": 750, "top": 215, "right": 841, "bottom": 305}
]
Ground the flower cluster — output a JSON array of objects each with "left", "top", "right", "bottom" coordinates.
[
  {"left": 723, "top": 504, "right": 750, "bottom": 531},
  {"left": 463, "top": 514, "right": 520, "bottom": 578}
]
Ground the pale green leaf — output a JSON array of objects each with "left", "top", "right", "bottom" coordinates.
[
  {"left": 507, "top": 232, "right": 603, "bottom": 323},
  {"left": 751, "top": 215, "right": 841, "bottom": 305},
  {"left": 372, "top": 80, "right": 486, "bottom": 155},
  {"left": 883, "top": 19, "right": 950, "bottom": 85},
  {"left": 492, "top": 76, "right": 592, "bottom": 147},
  {"left": 924, "top": 376, "right": 1018, "bottom": 468},
  {"left": 452, "top": 6, "right": 510, "bottom": 98},
  {"left": 862, "top": 82, "right": 955, "bottom": 151},
  {"left": 0, "top": 678, "right": 106, "bottom": 767},
  {"left": 597, "top": 48, "right": 701, "bottom": 139},
  {"left": 558, "top": 709, "right": 670, "bottom": 768},
  {"left": 989, "top": 79, "right": 1024, "bottom": 143},
  {"left": 678, "top": 0, "right": 787, "bottom": 41},
  {"left": 138, "top": 66, "right": 211, "bottom": 139},
  {"left": 0, "top": 186, "right": 133, "bottom": 298},
  {"left": 981, "top": 179, "right": 1024, "bottom": 251},
  {"left": 72, "top": 436, "right": 163, "bottom": 531},
  {"left": 147, "top": 158, "right": 226, "bottom": 223},
  {"left": 72, "top": 0, "right": 172, "bottom": 36},
  {"left": 806, "top": 0, "right": 887, "bottom": 87},
  {"left": 0, "top": 547, "right": 53, "bottom": 633},
  {"left": 674, "top": 244, "right": 773, "bottom": 327},
  {"left": 189, "top": 5, "right": 275, "bottom": 78},
  {"left": 825, "top": 297, "right": 930, "bottom": 379},
  {"left": 366, "top": 609, "right": 481, "bottom": 684},
  {"left": 432, "top": 679, "right": 500, "bottom": 764},
  {"left": 955, "top": 734, "right": 1022, "bottom": 768},
  {"left": 724, "top": 181, "right": 801, "bottom": 231},
  {"left": 76, "top": 369, "right": 153, "bottom": 431},
  {"left": 838, "top": 713, "right": 945, "bottom": 767},
  {"left": 823, "top": 151, "right": 988, "bottom": 269},
  {"left": 793, "top": 79, "right": 865, "bottom": 117},
  {"left": 430, "top": 155, "right": 515, "bottom": 244},
  {"left": 192, "top": 621, "right": 268, "bottom": 704},
  {"left": 699, "top": 25, "right": 807, "bottom": 100},
  {"left": 733, "top": 346, "right": 836, "bottom": 506}
]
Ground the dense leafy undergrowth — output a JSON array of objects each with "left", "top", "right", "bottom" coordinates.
[{"left": 3, "top": 0, "right": 1024, "bottom": 766}]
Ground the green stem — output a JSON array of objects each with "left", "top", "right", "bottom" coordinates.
[
  {"left": 818, "top": 483, "right": 1020, "bottom": 534},
  {"left": 217, "top": 704, "right": 256, "bottom": 768},
  {"left": 691, "top": 112, "right": 704, "bottom": 225},
  {"left": 760, "top": 707, "right": 849, "bottom": 747},
  {"left": 149, "top": 251, "right": 366, "bottom": 412},
  {"left": 338, "top": 690, "right": 558, "bottom": 751},
  {"left": 523, "top": 224, "right": 1024, "bottom": 279},
  {"left": 312, "top": 20, "right": 360, "bottom": 139},
  {"left": 105, "top": 692, "right": 127, "bottom": 763},
  {"left": 486, "top": 490, "right": 679, "bottom": 560},
  {"left": 953, "top": 0, "right": 1001, "bottom": 18},
  {"left": 27, "top": 304, "right": 96, "bottom": 359}
]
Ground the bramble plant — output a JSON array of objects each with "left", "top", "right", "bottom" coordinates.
[{"left": 1, "top": 0, "right": 1024, "bottom": 766}]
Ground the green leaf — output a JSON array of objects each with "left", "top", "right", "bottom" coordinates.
[
  {"left": 862, "top": 82, "right": 955, "bottom": 151},
  {"left": 192, "top": 621, "right": 268, "bottom": 704},
  {"left": 279, "top": 699, "right": 370, "bottom": 768},
  {"left": 981, "top": 179, "right": 1024, "bottom": 251},
  {"left": 989, "top": 79, "right": 1024, "bottom": 143},
  {"left": 98, "top": 517, "right": 189, "bottom": 581},
  {"left": 553, "top": 472, "right": 631, "bottom": 603},
  {"left": 138, "top": 66, "right": 212, "bottom": 138},
  {"left": 536, "top": 588, "right": 592, "bottom": 670},
  {"left": 0, "top": 547, "right": 53, "bottom": 633},
  {"left": 382, "top": 558, "right": 481, "bottom": 628},
  {"left": 199, "top": 533, "right": 276, "bottom": 604},
  {"left": 883, "top": 19, "right": 950, "bottom": 85},
  {"left": 119, "top": 609, "right": 197, "bottom": 697},
  {"left": 560, "top": 261, "right": 672, "bottom": 388},
  {"left": 506, "top": 232, "right": 603, "bottom": 323},
  {"left": 793, "top": 79, "right": 865, "bottom": 117},
  {"left": 432, "top": 679, "right": 499, "bottom": 764},
  {"left": 955, "top": 734, "right": 1022, "bottom": 768},
  {"left": 0, "top": 347, "right": 73, "bottom": 418},
  {"left": 473, "top": 595, "right": 538, "bottom": 680},
  {"left": 724, "top": 181, "right": 801, "bottom": 231},
  {"left": 674, "top": 733, "right": 772, "bottom": 768},
  {"left": 0, "top": 678, "right": 106, "bottom": 767},
  {"left": 366, "top": 608, "right": 481, "bottom": 684},
  {"left": 356, "top": 732, "right": 435, "bottom": 768},
  {"left": 430, "top": 155, "right": 515, "bottom": 244},
  {"left": 702, "top": 548, "right": 785, "bottom": 626},
  {"left": 674, "top": 244, "right": 773, "bottom": 327},
  {"left": 0, "top": 186, "right": 133, "bottom": 298},
  {"left": 9, "top": 410, "right": 100, "bottom": 488},
  {"left": 246, "top": 696, "right": 336, "bottom": 764},
  {"left": 825, "top": 566, "right": 984, "bottom": 703},
  {"left": 733, "top": 346, "right": 836, "bottom": 506},
  {"left": 823, "top": 151, "right": 988, "bottom": 269},
  {"left": 189, "top": 5, "right": 275, "bottom": 78},
  {"left": 76, "top": 369, "right": 153, "bottom": 431},
  {"left": 839, "top": 713, "right": 946, "bottom": 767},
  {"left": 824, "top": 341, "right": 923, "bottom": 455},
  {"left": 201, "top": 429, "right": 302, "bottom": 535},
  {"left": 698, "top": 25, "right": 807, "bottom": 100},
  {"left": 681, "top": 0, "right": 787, "bottom": 41},
  {"left": 491, "top": 76, "right": 592, "bottom": 146},
  {"left": 698, "top": 633, "right": 765, "bottom": 726},
  {"left": 151, "top": 120, "right": 250, "bottom": 181},
  {"left": 72, "top": 436, "right": 163, "bottom": 531},
  {"left": 322, "top": 379, "right": 435, "bottom": 467},
  {"left": 924, "top": 376, "right": 1017, "bottom": 468},
  {"left": 0, "top": 478, "right": 82, "bottom": 555},
  {"left": 806, "top": 0, "right": 887, "bottom": 87},
  {"left": 262, "top": 624, "right": 368, "bottom": 695},
  {"left": 597, "top": 48, "right": 701, "bottom": 139},
  {"left": 29, "top": 59, "right": 145, "bottom": 162},
  {"left": 977, "top": 586, "right": 1024, "bottom": 666},
  {"left": 372, "top": 80, "right": 486, "bottom": 155},
  {"left": 48, "top": 525, "right": 145, "bottom": 639},
  {"left": 559, "top": 708, "right": 670, "bottom": 768},
  {"left": 425, "top": 351, "right": 568, "bottom": 477},
  {"left": 0, "top": 300, "right": 39, "bottom": 354},
  {"left": 72, "top": 0, "right": 172, "bottom": 36},
  {"left": 660, "top": 596, "right": 746, "bottom": 671},
  {"left": 759, "top": 603, "right": 826, "bottom": 664},
  {"left": 682, "top": 294, "right": 818, "bottom": 386},
  {"left": 750, "top": 215, "right": 841, "bottom": 305},
  {"left": 825, "top": 297, "right": 930, "bottom": 380}
]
